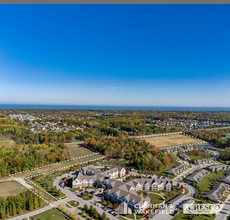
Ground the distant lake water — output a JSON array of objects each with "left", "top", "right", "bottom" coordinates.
[
  {"left": 227, "top": 135, "right": 230, "bottom": 138},
  {"left": 0, "top": 104, "right": 230, "bottom": 111}
]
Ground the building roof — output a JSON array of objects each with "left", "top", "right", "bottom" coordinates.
[
  {"left": 166, "top": 193, "right": 184, "bottom": 204},
  {"left": 185, "top": 169, "right": 210, "bottom": 182}
]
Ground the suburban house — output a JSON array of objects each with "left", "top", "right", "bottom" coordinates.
[
  {"left": 165, "top": 163, "right": 189, "bottom": 175},
  {"left": 206, "top": 164, "right": 230, "bottom": 172},
  {"left": 203, "top": 182, "right": 229, "bottom": 203},
  {"left": 178, "top": 153, "right": 191, "bottom": 161},
  {"left": 219, "top": 170, "right": 230, "bottom": 185},
  {"left": 193, "top": 158, "right": 212, "bottom": 165},
  {"left": 184, "top": 169, "right": 210, "bottom": 183}
]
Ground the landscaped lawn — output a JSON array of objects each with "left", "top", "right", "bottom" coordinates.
[
  {"left": 0, "top": 181, "right": 26, "bottom": 198},
  {"left": 29, "top": 208, "right": 69, "bottom": 220},
  {"left": 67, "top": 200, "right": 79, "bottom": 207},
  {"left": 143, "top": 193, "right": 164, "bottom": 204},
  {"left": 171, "top": 208, "right": 216, "bottom": 220},
  {"left": 33, "top": 171, "right": 66, "bottom": 199},
  {"left": 121, "top": 213, "right": 143, "bottom": 219},
  {"left": 189, "top": 155, "right": 207, "bottom": 160},
  {"left": 184, "top": 187, "right": 189, "bottom": 195},
  {"left": 197, "top": 170, "right": 228, "bottom": 192},
  {"left": 158, "top": 187, "right": 182, "bottom": 202}
]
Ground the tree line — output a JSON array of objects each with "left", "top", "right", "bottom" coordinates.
[
  {"left": 0, "top": 143, "right": 69, "bottom": 176},
  {"left": 0, "top": 190, "right": 43, "bottom": 219}
]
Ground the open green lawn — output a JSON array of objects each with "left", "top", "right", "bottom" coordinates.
[
  {"left": 172, "top": 208, "right": 216, "bottom": 220},
  {"left": 29, "top": 208, "right": 69, "bottom": 220},
  {"left": 149, "top": 193, "right": 164, "bottom": 204},
  {"left": 0, "top": 181, "right": 26, "bottom": 198},
  {"left": 189, "top": 155, "right": 207, "bottom": 160},
  {"left": 197, "top": 170, "right": 228, "bottom": 192}
]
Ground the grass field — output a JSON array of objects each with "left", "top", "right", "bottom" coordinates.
[
  {"left": 65, "top": 143, "right": 95, "bottom": 158},
  {"left": 0, "top": 135, "right": 15, "bottom": 147},
  {"left": 144, "top": 134, "right": 199, "bottom": 148},
  {"left": 71, "top": 138, "right": 81, "bottom": 143},
  {"left": 0, "top": 181, "right": 26, "bottom": 198},
  {"left": 197, "top": 170, "right": 227, "bottom": 192},
  {"left": 29, "top": 208, "right": 68, "bottom": 220}
]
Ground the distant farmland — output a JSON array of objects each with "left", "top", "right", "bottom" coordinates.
[{"left": 143, "top": 134, "right": 199, "bottom": 148}]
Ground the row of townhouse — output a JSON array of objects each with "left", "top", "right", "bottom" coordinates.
[
  {"left": 165, "top": 163, "right": 189, "bottom": 175},
  {"left": 162, "top": 146, "right": 181, "bottom": 154},
  {"left": 178, "top": 153, "right": 191, "bottom": 161},
  {"left": 219, "top": 170, "right": 230, "bottom": 185},
  {"left": 184, "top": 169, "right": 210, "bottom": 183},
  {"left": 203, "top": 182, "right": 229, "bottom": 203},
  {"left": 193, "top": 158, "right": 212, "bottom": 165},
  {"left": 161, "top": 145, "right": 200, "bottom": 154},
  {"left": 206, "top": 164, "right": 230, "bottom": 172}
]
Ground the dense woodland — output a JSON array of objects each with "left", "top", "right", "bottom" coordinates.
[
  {"left": 87, "top": 138, "right": 175, "bottom": 171},
  {"left": 186, "top": 128, "right": 230, "bottom": 148},
  {"left": 86, "top": 138, "right": 156, "bottom": 156},
  {"left": 0, "top": 143, "right": 69, "bottom": 176},
  {"left": 0, "top": 190, "right": 43, "bottom": 219},
  {"left": 219, "top": 148, "right": 230, "bottom": 161}
]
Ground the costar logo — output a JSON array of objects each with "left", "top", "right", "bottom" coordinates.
[{"left": 183, "top": 204, "right": 224, "bottom": 214}]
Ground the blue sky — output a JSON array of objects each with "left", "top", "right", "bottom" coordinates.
[{"left": 0, "top": 5, "right": 230, "bottom": 107}]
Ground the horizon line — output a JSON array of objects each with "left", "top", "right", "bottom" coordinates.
[{"left": 1, "top": 103, "right": 230, "bottom": 108}]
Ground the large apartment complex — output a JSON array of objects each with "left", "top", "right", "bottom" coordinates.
[{"left": 72, "top": 165, "right": 171, "bottom": 211}]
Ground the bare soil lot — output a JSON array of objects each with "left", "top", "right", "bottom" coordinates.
[
  {"left": 0, "top": 181, "right": 26, "bottom": 198},
  {"left": 144, "top": 134, "right": 199, "bottom": 148}
]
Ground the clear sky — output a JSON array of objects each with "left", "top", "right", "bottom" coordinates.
[{"left": 0, "top": 4, "right": 230, "bottom": 107}]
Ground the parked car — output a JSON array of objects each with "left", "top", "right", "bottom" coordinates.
[{"left": 171, "top": 211, "right": 178, "bottom": 216}]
